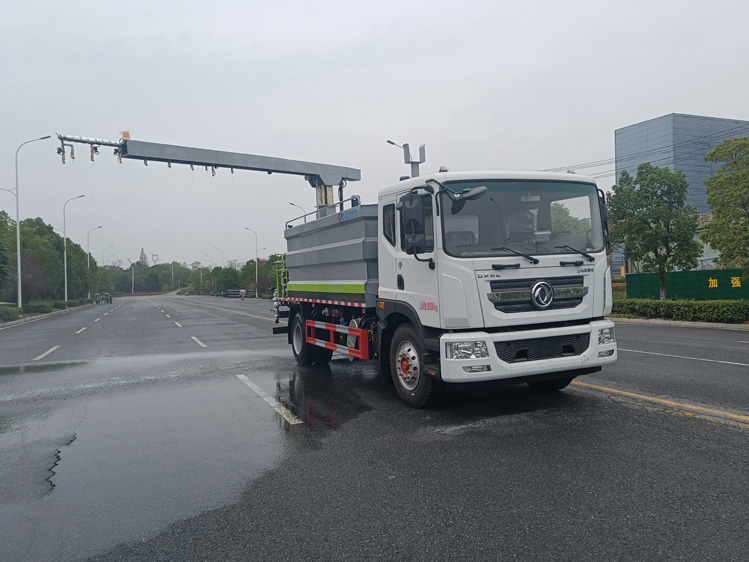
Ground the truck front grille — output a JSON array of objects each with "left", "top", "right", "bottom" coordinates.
[
  {"left": 494, "top": 333, "right": 590, "bottom": 363},
  {"left": 489, "top": 276, "right": 586, "bottom": 313}
]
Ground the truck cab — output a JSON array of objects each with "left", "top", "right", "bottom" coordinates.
[{"left": 376, "top": 171, "right": 617, "bottom": 398}]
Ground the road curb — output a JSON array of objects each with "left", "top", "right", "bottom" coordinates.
[
  {"left": 609, "top": 317, "right": 749, "bottom": 331},
  {"left": 0, "top": 305, "right": 91, "bottom": 330}
]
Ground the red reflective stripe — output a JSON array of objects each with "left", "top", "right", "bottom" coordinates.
[
  {"left": 304, "top": 320, "right": 369, "bottom": 360},
  {"left": 281, "top": 297, "right": 366, "bottom": 307}
]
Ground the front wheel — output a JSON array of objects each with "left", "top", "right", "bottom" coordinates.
[
  {"left": 390, "top": 323, "right": 441, "bottom": 408},
  {"left": 527, "top": 377, "right": 573, "bottom": 392}
]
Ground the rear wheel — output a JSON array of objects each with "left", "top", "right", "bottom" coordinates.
[
  {"left": 528, "top": 377, "right": 573, "bottom": 392},
  {"left": 291, "top": 313, "right": 333, "bottom": 366},
  {"left": 390, "top": 323, "right": 441, "bottom": 408}
]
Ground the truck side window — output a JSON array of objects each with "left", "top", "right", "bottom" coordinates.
[
  {"left": 399, "top": 194, "right": 434, "bottom": 252},
  {"left": 383, "top": 204, "right": 396, "bottom": 247}
]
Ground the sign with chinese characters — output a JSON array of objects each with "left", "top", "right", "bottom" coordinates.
[{"left": 626, "top": 269, "right": 747, "bottom": 300}]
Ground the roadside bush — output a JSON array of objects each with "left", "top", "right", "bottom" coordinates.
[
  {"left": 52, "top": 301, "right": 67, "bottom": 309},
  {"left": 66, "top": 299, "right": 80, "bottom": 308},
  {"left": 23, "top": 302, "right": 53, "bottom": 314},
  {"left": 612, "top": 298, "right": 749, "bottom": 324},
  {"left": 0, "top": 306, "right": 22, "bottom": 322}
]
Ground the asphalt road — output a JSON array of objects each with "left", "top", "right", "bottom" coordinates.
[{"left": 0, "top": 296, "right": 747, "bottom": 562}]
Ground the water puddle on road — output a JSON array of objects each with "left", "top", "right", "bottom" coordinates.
[{"left": 0, "top": 361, "right": 86, "bottom": 377}]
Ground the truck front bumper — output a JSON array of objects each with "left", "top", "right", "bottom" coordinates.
[{"left": 438, "top": 320, "right": 617, "bottom": 383}]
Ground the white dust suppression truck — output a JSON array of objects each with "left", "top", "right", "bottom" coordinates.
[{"left": 273, "top": 170, "right": 617, "bottom": 407}]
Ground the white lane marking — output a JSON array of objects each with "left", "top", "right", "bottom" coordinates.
[
  {"left": 165, "top": 314, "right": 171, "bottom": 318},
  {"left": 175, "top": 299, "right": 275, "bottom": 322},
  {"left": 75, "top": 327, "right": 87, "bottom": 334},
  {"left": 236, "top": 375, "right": 303, "bottom": 425},
  {"left": 174, "top": 322, "right": 183, "bottom": 328},
  {"left": 191, "top": 336, "right": 208, "bottom": 348},
  {"left": 103, "top": 313, "right": 109, "bottom": 316},
  {"left": 620, "top": 348, "right": 749, "bottom": 368},
  {"left": 94, "top": 318, "right": 101, "bottom": 322},
  {"left": 33, "top": 345, "right": 60, "bottom": 361},
  {"left": 739, "top": 341, "right": 749, "bottom": 344}
]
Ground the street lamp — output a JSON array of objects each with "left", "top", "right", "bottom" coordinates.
[
  {"left": 244, "top": 227, "right": 259, "bottom": 299},
  {"left": 126, "top": 258, "right": 134, "bottom": 294},
  {"left": 102, "top": 245, "right": 114, "bottom": 264},
  {"left": 63, "top": 194, "right": 85, "bottom": 302},
  {"left": 14, "top": 135, "right": 51, "bottom": 308},
  {"left": 289, "top": 202, "right": 307, "bottom": 223},
  {"left": 214, "top": 246, "right": 224, "bottom": 267},
  {"left": 204, "top": 254, "right": 214, "bottom": 292},
  {"left": 86, "top": 225, "right": 102, "bottom": 299}
]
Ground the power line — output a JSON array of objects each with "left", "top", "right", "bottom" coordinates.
[{"left": 542, "top": 122, "right": 749, "bottom": 173}]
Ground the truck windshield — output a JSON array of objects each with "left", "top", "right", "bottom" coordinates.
[{"left": 440, "top": 179, "right": 605, "bottom": 258}]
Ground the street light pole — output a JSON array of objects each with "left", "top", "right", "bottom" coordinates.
[
  {"left": 102, "top": 245, "right": 114, "bottom": 264},
  {"left": 86, "top": 225, "right": 102, "bottom": 299},
  {"left": 127, "top": 258, "right": 134, "bottom": 294},
  {"left": 204, "top": 254, "right": 214, "bottom": 292},
  {"left": 63, "top": 194, "right": 85, "bottom": 302},
  {"left": 244, "top": 227, "right": 258, "bottom": 299},
  {"left": 214, "top": 246, "right": 224, "bottom": 267},
  {"left": 14, "top": 135, "right": 51, "bottom": 308},
  {"left": 289, "top": 202, "right": 307, "bottom": 223}
]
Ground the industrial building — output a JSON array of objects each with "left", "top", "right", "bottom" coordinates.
[{"left": 614, "top": 113, "right": 749, "bottom": 270}]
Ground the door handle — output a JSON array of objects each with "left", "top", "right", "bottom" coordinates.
[{"left": 397, "top": 274, "right": 404, "bottom": 290}]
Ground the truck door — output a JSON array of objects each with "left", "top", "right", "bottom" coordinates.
[{"left": 396, "top": 192, "right": 440, "bottom": 328}]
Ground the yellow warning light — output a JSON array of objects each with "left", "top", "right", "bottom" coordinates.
[{"left": 120, "top": 131, "right": 131, "bottom": 140}]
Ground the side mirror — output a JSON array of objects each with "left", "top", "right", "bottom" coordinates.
[
  {"left": 461, "top": 185, "right": 488, "bottom": 201},
  {"left": 405, "top": 233, "right": 427, "bottom": 255},
  {"left": 449, "top": 185, "right": 488, "bottom": 214},
  {"left": 398, "top": 192, "right": 426, "bottom": 235}
]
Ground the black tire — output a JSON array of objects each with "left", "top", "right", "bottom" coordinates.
[
  {"left": 390, "top": 323, "right": 441, "bottom": 408},
  {"left": 291, "top": 313, "right": 316, "bottom": 366},
  {"left": 528, "top": 376, "right": 573, "bottom": 392},
  {"left": 291, "top": 313, "right": 333, "bottom": 366}
]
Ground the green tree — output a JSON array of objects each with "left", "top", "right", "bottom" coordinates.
[
  {"left": 608, "top": 163, "right": 702, "bottom": 300},
  {"left": 701, "top": 137, "right": 749, "bottom": 272},
  {"left": 215, "top": 268, "right": 241, "bottom": 293}
]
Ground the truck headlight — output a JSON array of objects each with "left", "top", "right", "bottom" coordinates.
[
  {"left": 445, "top": 341, "right": 490, "bottom": 359},
  {"left": 598, "top": 327, "right": 616, "bottom": 345}
]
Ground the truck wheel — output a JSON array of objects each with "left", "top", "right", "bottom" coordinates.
[
  {"left": 291, "top": 313, "right": 316, "bottom": 366},
  {"left": 528, "top": 377, "right": 573, "bottom": 392},
  {"left": 390, "top": 323, "right": 441, "bottom": 408},
  {"left": 291, "top": 313, "right": 333, "bottom": 366}
]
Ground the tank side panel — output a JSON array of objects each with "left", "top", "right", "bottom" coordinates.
[{"left": 285, "top": 205, "right": 379, "bottom": 307}]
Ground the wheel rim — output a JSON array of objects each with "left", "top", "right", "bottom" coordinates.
[
  {"left": 395, "top": 340, "right": 420, "bottom": 391},
  {"left": 292, "top": 319, "right": 304, "bottom": 356}
]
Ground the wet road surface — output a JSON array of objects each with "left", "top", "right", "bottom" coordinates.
[{"left": 0, "top": 296, "right": 747, "bottom": 561}]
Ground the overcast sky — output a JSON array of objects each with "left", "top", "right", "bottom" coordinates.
[{"left": 2, "top": 0, "right": 748, "bottom": 268}]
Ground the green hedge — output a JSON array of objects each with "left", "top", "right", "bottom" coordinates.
[
  {"left": 0, "top": 306, "right": 23, "bottom": 322},
  {"left": 23, "top": 302, "right": 54, "bottom": 314},
  {"left": 612, "top": 298, "right": 749, "bottom": 324}
]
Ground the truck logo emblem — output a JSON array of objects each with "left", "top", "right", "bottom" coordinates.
[{"left": 531, "top": 280, "right": 554, "bottom": 309}]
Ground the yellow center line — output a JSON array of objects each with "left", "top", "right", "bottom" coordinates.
[{"left": 571, "top": 381, "right": 749, "bottom": 423}]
